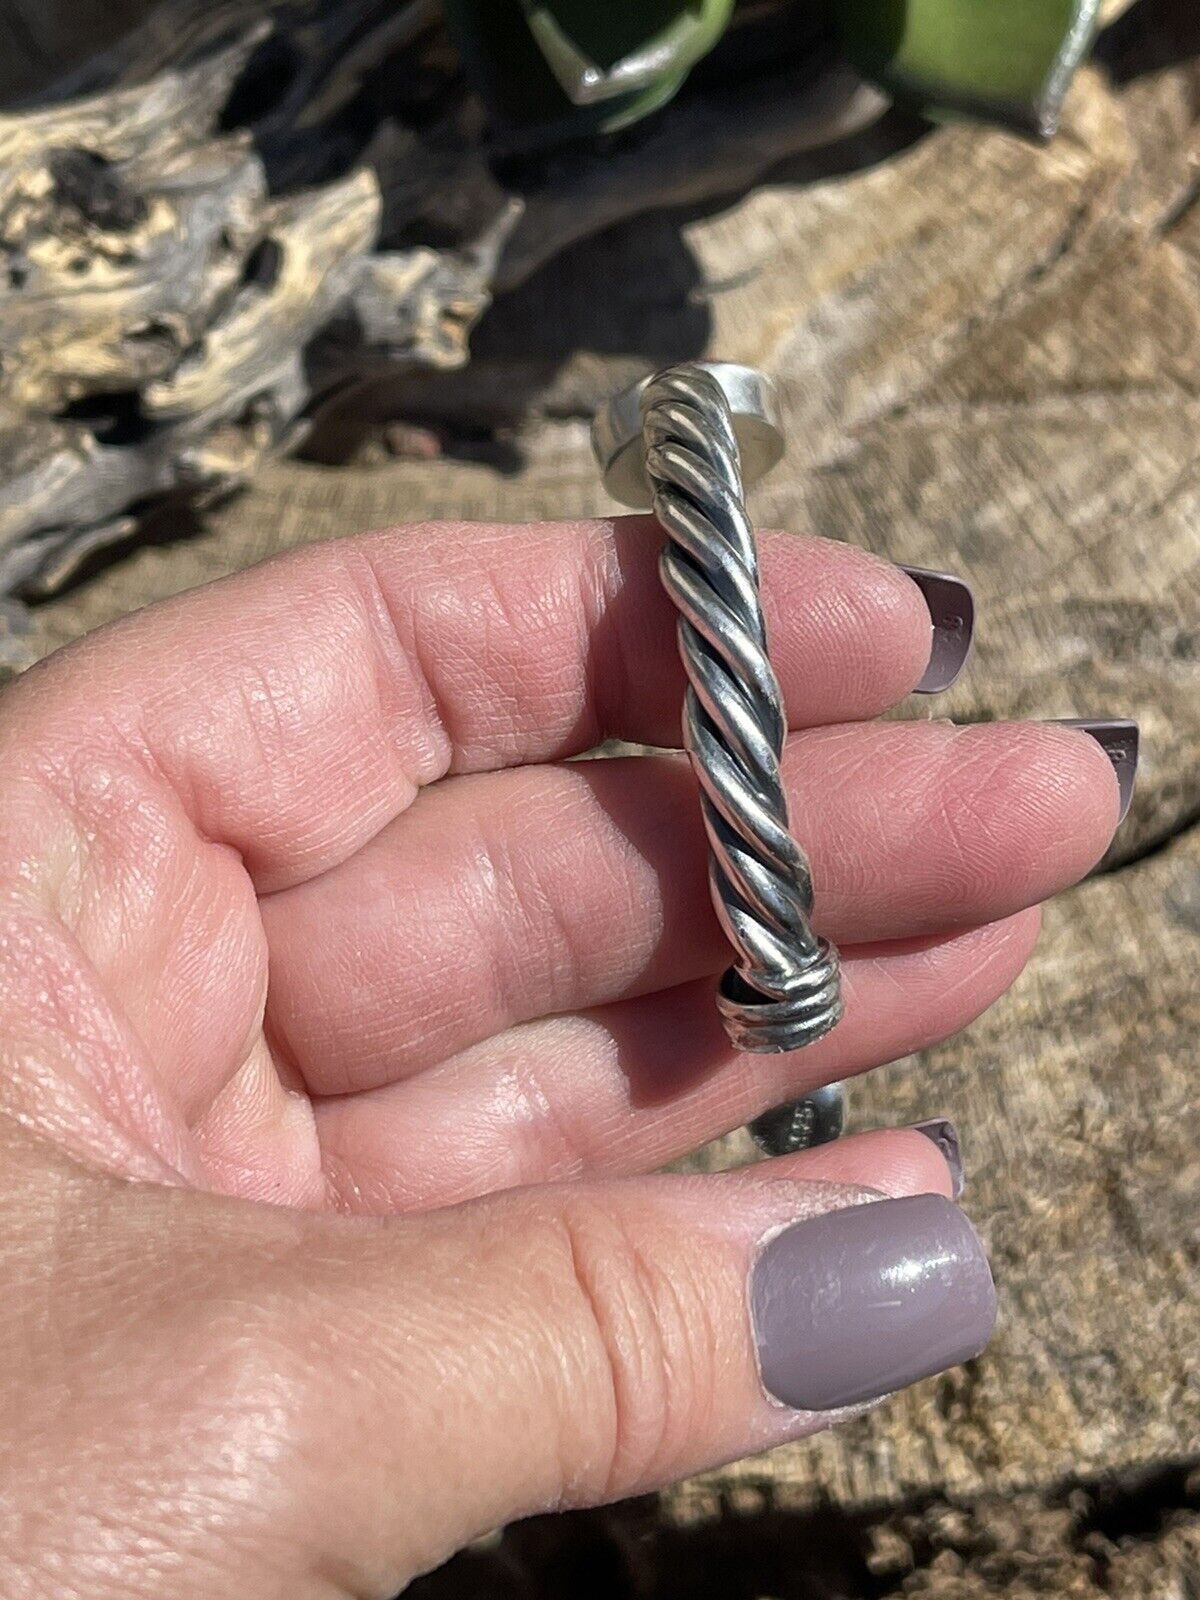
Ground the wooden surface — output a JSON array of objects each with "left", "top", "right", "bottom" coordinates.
[{"left": 13, "top": 0, "right": 1200, "bottom": 1575}]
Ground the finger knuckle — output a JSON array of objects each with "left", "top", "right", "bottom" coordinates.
[{"left": 554, "top": 1194, "right": 716, "bottom": 1501}]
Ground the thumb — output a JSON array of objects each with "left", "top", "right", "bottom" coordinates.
[{"left": 278, "top": 1134, "right": 995, "bottom": 1591}]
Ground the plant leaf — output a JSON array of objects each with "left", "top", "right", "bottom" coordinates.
[
  {"left": 834, "top": 0, "right": 1102, "bottom": 138},
  {"left": 446, "top": 0, "right": 734, "bottom": 144}
]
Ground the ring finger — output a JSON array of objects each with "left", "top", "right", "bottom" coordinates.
[{"left": 263, "top": 721, "right": 1118, "bottom": 1097}]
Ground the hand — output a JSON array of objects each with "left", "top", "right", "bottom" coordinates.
[{"left": 0, "top": 518, "right": 1121, "bottom": 1597}]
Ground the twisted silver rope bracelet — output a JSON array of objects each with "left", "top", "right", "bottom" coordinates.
[{"left": 593, "top": 361, "right": 846, "bottom": 1150}]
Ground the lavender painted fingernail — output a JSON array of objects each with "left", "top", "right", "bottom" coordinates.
[
  {"left": 1051, "top": 719, "right": 1140, "bottom": 824},
  {"left": 900, "top": 566, "right": 975, "bottom": 694},
  {"left": 751, "top": 1195, "right": 995, "bottom": 1412},
  {"left": 911, "top": 1118, "right": 965, "bottom": 1199}
]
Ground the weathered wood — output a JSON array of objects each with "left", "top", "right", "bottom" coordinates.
[
  {"left": 144, "top": 173, "right": 380, "bottom": 425},
  {"left": 0, "top": 4, "right": 513, "bottom": 663},
  {"left": 0, "top": 0, "right": 911, "bottom": 669}
]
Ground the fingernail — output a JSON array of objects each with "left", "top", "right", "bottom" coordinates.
[
  {"left": 751, "top": 1194, "right": 995, "bottom": 1412},
  {"left": 900, "top": 566, "right": 975, "bottom": 694},
  {"left": 1050, "top": 719, "right": 1140, "bottom": 824},
  {"left": 911, "top": 1118, "right": 965, "bottom": 1199}
]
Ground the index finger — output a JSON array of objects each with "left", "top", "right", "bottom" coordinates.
[{"left": 9, "top": 517, "right": 933, "bottom": 893}]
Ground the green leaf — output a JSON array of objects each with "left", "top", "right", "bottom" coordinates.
[
  {"left": 521, "top": 0, "right": 734, "bottom": 106},
  {"left": 833, "top": 0, "right": 1102, "bottom": 138},
  {"left": 445, "top": 0, "right": 734, "bottom": 144}
]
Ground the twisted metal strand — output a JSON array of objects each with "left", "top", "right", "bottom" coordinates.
[{"left": 639, "top": 364, "right": 843, "bottom": 1054}]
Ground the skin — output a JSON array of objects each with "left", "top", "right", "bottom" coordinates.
[{"left": 0, "top": 518, "right": 1121, "bottom": 1598}]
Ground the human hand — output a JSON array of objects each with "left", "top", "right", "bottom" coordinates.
[{"left": 0, "top": 519, "right": 1125, "bottom": 1597}]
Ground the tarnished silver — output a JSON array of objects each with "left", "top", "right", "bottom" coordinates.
[
  {"left": 746, "top": 1082, "right": 846, "bottom": 1155},
  {"left": 593, "top": 361, "right": 846, "bottom": 1146}
]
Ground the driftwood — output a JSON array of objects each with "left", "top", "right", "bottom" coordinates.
[
  {"left": 0, "top": 6, "right": 525, "bottom": 651},
  {"left": 0, "top": 0, "right": 904, "bottom": 671}
]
